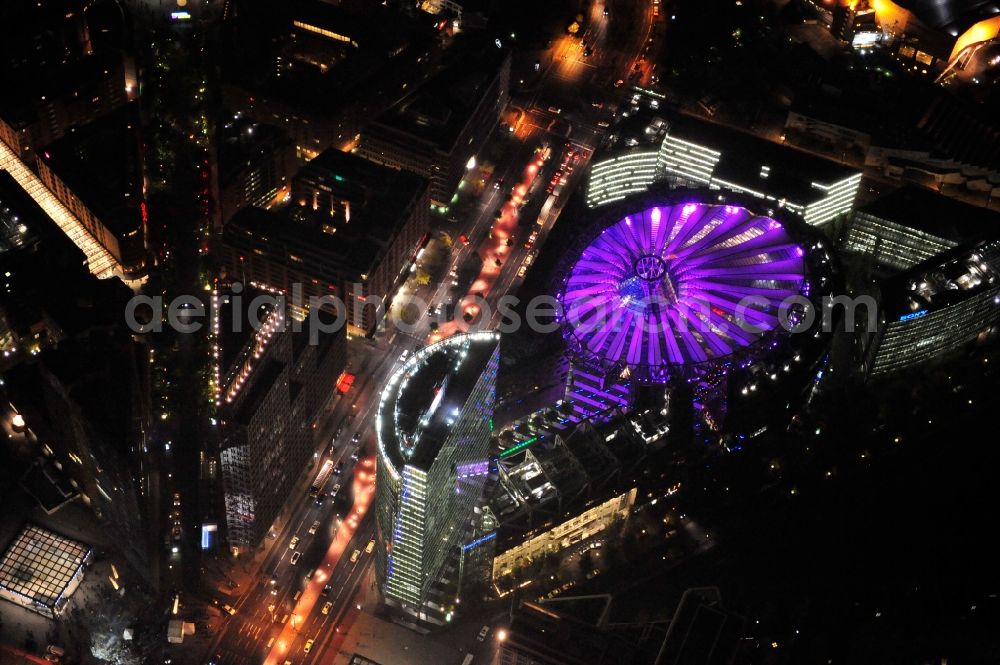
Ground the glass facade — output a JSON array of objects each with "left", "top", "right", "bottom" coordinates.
[
  {"left": 846, "top": 210, "right": 957, "bottom": 272},
  {"left": 868, "top": 239, "right": 1000, "bottom": 376},
  {"left": 0, "top": 524, "right": 91, "bottom": 618},
  {"left": 870, "top": 288, "right": 1000, "bottom": 375},
  {"left": 375, "top": 332, "right": 499, "bottom": 619}
]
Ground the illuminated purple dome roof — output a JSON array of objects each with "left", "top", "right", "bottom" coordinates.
[{"left": 559, "top": 201, "right": 809, "bottom": 381}]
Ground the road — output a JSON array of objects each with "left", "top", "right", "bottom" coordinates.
[{"left": 199, "top": 0, "right": 658, "bottom": 662}]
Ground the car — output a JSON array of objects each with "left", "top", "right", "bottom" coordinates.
[
  {"left": 517, "top": 265, "right": 528, "bottom": 278},
  {"left": 289, "top": 537, "right": 299, "bottom": 550},
  {"left": 603, "top": 7, "right": 609, "bottom": 16},
  {"left": 322, "top": 584, "right": 332, "bottom": 596},
  {"left": 322, "top": 602, "right": 333, "bottom": 615},
  {"left": 547, "top": 106, "right": 562, "bottom": 114},
  {"left": 614, "top": 79, "right": 624, "bottom": 87},
  {"left": 331, "top": 482, "right": 341, "bottom": 496},
  {"left": 478, "top": 625, "right": 490, "bottom": 641},
  {"left": 308, "top": 521, "right": 320, "bottom": 535},
  {"left": 223, "top": 604, "right": 237, "bottom": 616},
  {"left": 304, "top": 639, "right": 314, "bottom": 653},
  {"left": 350, "top": 549, "right": 361, "bottom": 563},
  {"left": 458, "top": 234, "right": 470, "bottom": 245},
  {"left": 266, "top": 637, "right": 276, "bottom": 649},
  {"left": 365, "top": 539, "right": 375, "bottom": 554},
  {"left": 583, "top": 47, "right": 593, "bottom": 57},
  {"left": 351, "top": 432, "right": 361, "bottom": 444},
  {"left": 280, "top": 613, "right": 289, "bottom": 624},
  {"left": 597, "top": 120, "right": 610, "bottom": 128},
  {"left": 305, "top": 569, "right": 314, "bottom": 581},
  {"left": 290, "top": 552, "right": 302, "bottom": 565}
]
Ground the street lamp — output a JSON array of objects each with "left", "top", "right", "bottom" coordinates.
[{"left": 497, "top": 629, "right": 508, "bottom": 642}]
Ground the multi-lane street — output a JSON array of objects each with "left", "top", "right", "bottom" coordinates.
[{"left": 200, "top": 2, "right": 659, "bottom": 662}]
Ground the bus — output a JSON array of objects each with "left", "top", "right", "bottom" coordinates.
[{"left": 309, "top": 459, "right": 334, "bottom": 497}]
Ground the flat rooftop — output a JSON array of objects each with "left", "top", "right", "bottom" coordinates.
[
  {"left": 857, "top": 185, "right": 1000, "bottom": 243},
  {"left": 664, "top": 113, "right": 861, "bottom": 204},
  {"left": 881, "top": 237, "right": 1000, "bottom": 318},
  {"left": 38, "top": 103, "right": 144, "bottom": 238},
  {"left": 378, "top": 332, "right": 498, "bottom": 472},
  {"left": 227, "top": 148, "right": 427, "bottom": 278},
  {"left": 0, "top": 523, "right": 90, "bottom": 610},
  {"left": 366, "top": 34, "right": 507, "bottom": 154},
  {"left": 218, "top": 117, "right": 292, "bottom": 190},
  {"left": 0, "top": 50, "right": 128, "bottom": 130}
]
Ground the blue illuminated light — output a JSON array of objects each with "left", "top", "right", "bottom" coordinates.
[
  {"left": 899, "top": 309, "right": 929, "bottom": 322},
  {"left": 462, "top": 532, "right": 496, "bottom": 552}
]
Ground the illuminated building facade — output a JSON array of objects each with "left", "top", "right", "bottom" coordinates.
[
  {"left": 375, "top": 332, "right": 499, "bottom": 622},
  {"left": 832, "top": 2, "right": 880, "bottom": 46},
  {"left": 863, "top": 238, "right": 1000, "bottom": 376},
  {"left": 491, "top": 489, "right": 635, "bottom": 586},
  {"left": 846, "top": 186, "right": 1000, "bottom": 273},
  {"left": 221, "top": 148, "right": 430, "bottom": 334},
  {"left": 585, "top": 149, "right": 661, "bottom": 209},
  {"left": 0, "top": 116, "right": 129, "bottom": 280},
  {"left": 856, "top": 0, "right": 1000, "bottom": 65},
  {"left": 218, "top": 298, "right": 347, "bottom": 549},
  {"left": 0, "top": 31, "right": 145, "bottom": 281},
  {"left": 34, "top": 105, "right": 148, "bottom": 278},
  {"left": 587, "top": 113, "right": 862, "bottom": 227},
  {"left": 357, "top": 36, "right": 510, "bottom": 208}
]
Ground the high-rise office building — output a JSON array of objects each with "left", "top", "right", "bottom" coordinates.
[
  {"left": 862, "top": 237, "right": 1000, "bottom": 377},
  {"left": 374, "top": 331, "right": 499, "bottom": 623},
  {"left": 845, "top": 185, "right": 1000, "bottom": 273},
  {"left": 217, "top": 293, "right": 346, "bottom": 550}
]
